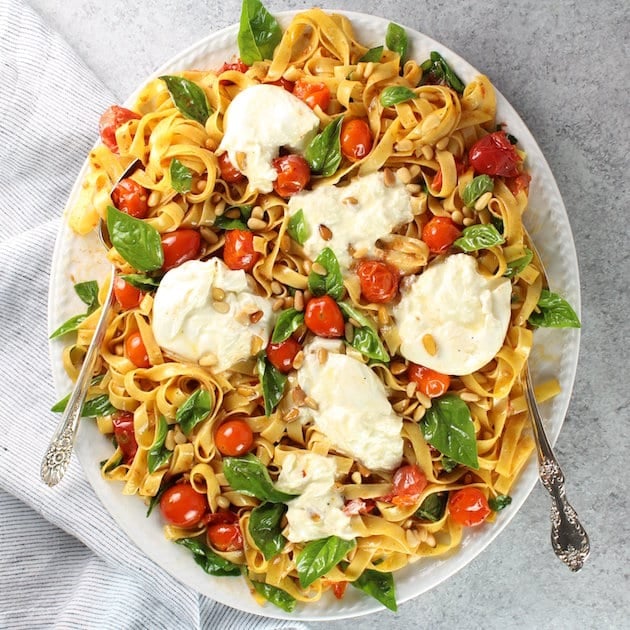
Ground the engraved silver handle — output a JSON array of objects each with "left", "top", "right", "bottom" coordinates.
[
  {"left": 524, "top": 367, "right": 590, "bottom": 571},
  {"left": 41, "top": 266, "right": 116, "bottom": 486}
]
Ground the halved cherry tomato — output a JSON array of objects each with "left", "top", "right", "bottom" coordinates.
[
  {"left": 469, "top": 131, "right": 521, "bottom": 178},
  {"left": 218, "top": 152, "right": 245, "bottom": 184},
  {"left": 125, "top": 331, "right": 150, "bottom": 368},
  {"left": 332, "top": 581, "right": 348, "bottom": 600},
  {"left": 355, "top": 260, "right": 399, "bottom": 303},
  {"left": 292, "top": 79, "right": 331, "bottom": 110},
  {"left": 160, "top": 482, "right": 207, "bottom": 528},
  {"left": 506, "top": 172, "right": 531, "bottom": 196},
  {"left": 272, "top": 154, "right": 310, "bottom": 198},
  {"left": 219, "top": 59, "right": 249, "bottom": 74},
  {"left": 112, "top": 411, "right": 137, "bottom": 464},
  {"left": 99, "top": 105, "right": 140, "bottom": 154},
  {"left": 421, "top": 216, "right": 462, "bottom": 254},
  {"left": 408, "top": 364, "right": 451, "bottom": 398},
  {"left": 161, "top": 229, "right": 201, "bottom": 272},
  {"left": 304, "top": 295, "right": 344, "bottom": 338},
  {"left": 268, "top": 77, "right": 295, "bottom": 92},
  {"left": 387, "top": 464, "right": 427, "bottom": 507},
  {"left": 114, "top": 276, "right": 144, "bottom": 310},
  {"left": 432, "top": 158, "right": 467, "bottom": 192},
  {"left": 207, "top": 522, "right": 243, "bottom": 551},
  {"left": 343, "top": 498, "right": 376, "bottom": 516},
  {"left": 111, "top": 177, "right": 149, "bottom": 219},
  {"left": 340, "top": 118, "right": 372, "bottom": 161},
  {"left": 202, "top": 511, "right": 239, "bottom": 526},
  {"left": 448, "top": 487, "right": 491, "bottom": 527},
  {"left": 214, "top": 418, "right": 254, "bottom": 457},
  {"left": 223, "top": 229, "right": 260, "bottom": 272},
  {"left": 266, "top": 337, "right": 301, "bottom": 373}
]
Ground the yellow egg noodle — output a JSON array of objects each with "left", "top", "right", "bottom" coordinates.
[{"left": 58, "top": 7, "right": 570, "bottom": 612}]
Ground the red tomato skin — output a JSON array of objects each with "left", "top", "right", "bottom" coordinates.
[
  {"left": 332, "top": 581, "right": 348, "bottom": 600},
  {"left": 506, "top": 172, "right": 531, "bottom": 196},
  {"left": 111, "top": 178, "right": 149, "bottom": 219},
  {"left": 390, "top": 464, "right": 427, "bottom": 507},
  {"left": 125, "top": 331, "right": 150, "bottom": 368},
  {"left": 304, "top": 295, "right": 344, "bottom": 338},
  {"left": 114, "top": 277, "right": 144, "bottom": 310},
  {"left": 422, "top": 216, "right": 462, "bottom": 254},
  {"left": 292, "top": 80, "right": 331, "bottom": 110},
  {"left": 408, "top": 364, "right": 451, "bottom": 398},
  {"left": 99, "top": 105, "right": 140, "bottom": 154},
  {"left": 112, "top": 411, "right": 138, "bottom": 464},
  {"left": 214, "top": 418, "right": 254, "bottom": 457},
  {"left": 223, "top": 229, "right": 261, "bottom": 272},
  {"left": 266, "top": 338, "right": 301, "bottom": 373},
  {"left": 340, "top": 119, "right": 373, "bottom": 161},
  {"left": 269, "top": 77, "right": 295, "bottom": 92},
  {"left": 272, "top": 154, "right": 311, "bottom": 198},
  {"left": 218, "top": 152, "right": 245, "bottom": 183},
  {"left": 160, "top": 229, "right": 201, "bottom": 272},
  {"left": 448, "top": 487, "right": 491, "bottom": 527},
  {"left": 202, "top": 511, "right": 239, "bottom": 526},
  {"left": 207, "top": 523, "right": 243, "bottom": 552},
  {"left": 469, "top": 131, "right": 521, "bottom": 177},
  {"left": 160, "top": 483, "right": 208, "bottom": 528},
  {"left": 355, "top": 260, "right": 399, "bottom": 303},
  {"left": 219, "top": 59, "right": 249, "bottom": 74}
]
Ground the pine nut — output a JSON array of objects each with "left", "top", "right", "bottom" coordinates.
[
  {"left": 304, "top": 396, "right": 319, "bottom": 410},
  {"left": 199, "top": 352, "right": 218, "bottom": 367},
  {"left": 200, "top": 227, "right": 219, "bottom": 244},
  {"left": 311, "top": 262, "right": 327, "bottom": 276},
  {"left": 422, "top": 333, "right": 437, "bottom": 356},
  {"left": 251, "top": 205, "right": 265, "bottom": 219},
  {"left": 293, "top": 290, "right": 305, "bottom": 312},
  {"left": 292, "top": 387, "right": 306, "bottom": 406},
  {"left": 451, "top": 210, "right": 464, "bottom": 225},
  {"left": 174, "top": 429, "right": 187, "bottom": 445},
  {"left": 405, "top": 183, "right": 422, "bottom": 194},
  {"left": 416, "top": 391, "right": 432, "bottom": 408},
  {"left": 212, "top": 300, "right": 230, "bottom": 314},
  {"left": 377, "top": 306, "right": 390, "bottom": 326},
  {"left": 421, "top": 145, "right": 434, "bottom": 160},
  {"left": 249, "top": 310, "right": 263, "bottom": 324},
  {"left": 214, "top": 200, "right": 226, "bottom": 216},
  {"left": 463, "top": 217, "right": 476, "bottom": 226},
  {"left": 383, "top": 168, "right": 396, "bottom": 187},
  {"left": 406, "top": 381, "right": 417, "bottom": 398},
  {"left": 409, "top": 164, "right": 421, "bottom": 178},
  {"left": 211, "top": 287, "right": 225, "bottom": 301},
  {"left": 236, "top": 385, "right": 256, "bottom": 397},
  {"left": 460, "top": 391, "right": 480, "bottom": 402},
  {"left": 271, "top": 281, "right": 283, "bottom": 295},
  {"left": 292, "top": 351, "right": 305, "bottom": 370},
  {"left": 342, "top": 196, "right": 358, "bottom": 205},
  {"left": 396, "top": 166, "right": 412, "bottom": 184},
  {"left": 247, "top": 217, "right": 267, "bottom": 231},
  {"left": 272, "top": 298, "right": 285, "bottom": 311},
  {"left": 395, "top": 139, "right": 414, "bottom": 153},
  {"left": 364, "top": 61, "right": 375, "bottom": 78},
  {"left": 474, "top": 191, "right": 493, "bottom": 211},
  {"left": 148, "top": 190, "right": 161, "bottom": 207},
  {"left": 390, "top": 361, "right": 407, "bottom": 376},
  {"left": 405, "top": 529, "right": 419, "bottom": 548},
  {"left": 319, "top": 224, "right": 333, "bottom": 241},
  {"left": 196, "top": 179, "right": 207, "bottom": 192},
  {"left": 216, "top": 496, "right": 230, "bottom": 509},
  {"left": 435, "top": 136, "right": 449, "bottom": 151},
  {"left": 317, "top": 347, "right": 328, "bottom": 364},
  {"left": 351, "top": 471, "right": 362, "bottom": 484},
  {"left": 165, "top": 430, "right": 175, "bottom": 451},
  {"left": 345, "top": 322, "right": 354, "bottom": 343},
  {"left": 413, "top": 405, "right": 426, "bottom": 421}
]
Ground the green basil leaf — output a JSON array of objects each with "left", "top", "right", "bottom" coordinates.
[
  {"left": 504, "top": 248, "right": 533, "bottom": 279},
  {"left": 462, "top": 175, "right": 494, "bottom": 207},
  {"left": 491, "top": 214, "right": 504, "bottom": 235},
  {"left": 160, "top": 75, "right": 211, "bottom": 125},
  {"left": 489, "top": 494, "right": 512, "bottom": 512},
  {"left": 248, "top": 502, "right": 288, "bottom": 560},
  {"left": 82, "top": 394, "right": 117, "bottom": 418},
  {"left": 107, "top": 205, "right": 164, "bottom": 272},
  {"left": 51, "top": 394, "right": 70, "bottom": 413},
  {"left": 74, "top": 280, "right": 99, "bottom": 313},
  {"left": 359, "top": 46, "right": 383, "bottom": 63},
  {"left": 223, "top": 453, "right": 297, "bottom": 503},
  {"left": 146, "top": 477, "right": 178, "bottom": 517},
  {"left": 307, "top": 247, "right": 344, "bottom": 300},
  {"left": 271, "top": 308, "right": 304, "bottom": 343},
  {"left": 287, "top": 208, "right": 309, "bottom": 245},
  {"left": 120, "top": 273, "right": 161, "bottom": 292},
  {"left": 175, "top": 538, "right": 242, "bottom": 576},
  {"left": 304, "top": 116, "right": 343, "bottom": 177},
  {"left": 176, "top": 389, "right": 213, "bottom": 436},
  {"left": 213, "top": 205, "right": 253, "bottom": 231},
  {"left": 49, "top": 313, "right": 87, "bottom": 339},
  {"left": 421, "top": 394, "right": 479, "bottom": 469},
  {"left": 385, "top": 22, "right": 408, "bottom": 65},
  {"left": 415, "top": 491, "right": 448, "bottom": 522},
  {"left": 170, "top": 158, "right": 193, "bottom": 193},
  {"left": 421, "top": 51, "right": 465, "bottom": 93},
  {"left": 256, "top": 353, "right": 287, "bottom": 417},
  {"left": 379, "top": 85, "right": 416, "bottom": 107},
  {"left": 441, "top": 456, "right": 458, "bottom": 472},
  {"left": 101, "top": 452, "right": 123, "bottom": 474},
  {"left": 528, "top": 289, "right": 581, "bottom": 328},
  {"left": 351, "top": 569, "right": 397, "bottom": 612},
  {"left": 454, "top": 224, "right": 505, "bottom": 252},
  {"left": 237, "top": 0, "right": 282, "bottom": 65},
  {"left": 147, "top": 415, "right": 171, "bottom": 474},
  {"left": 251, "top": 581, "right": 296, "bottom": 612},
  {"left": 338, "top": 302, "right": 390, "bottom": 363},
  {"left": 296, "top": 536, "right": 356, "bottom": 588}
]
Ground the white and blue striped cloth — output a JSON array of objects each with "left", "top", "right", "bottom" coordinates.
[{"left": 0, "top": 2, "right": 306, "bottom": 628}]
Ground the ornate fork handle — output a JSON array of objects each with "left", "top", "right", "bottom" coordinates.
[
  {"left": 41, "top": 267, "right": 116, "bottom": 486},
  {"left": 524, "top": 367, "right": 590, "bottom": 571}
]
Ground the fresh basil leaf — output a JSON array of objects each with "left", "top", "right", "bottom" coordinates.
[
  {"left": 213, "top": 205, "right": 252, "bottom": 231},
  {"left": 237, "top": 0, "right": 282, "bottom": 65},
  {"left": 101, "top": 452, "right": 123, "bottom": 474},
  {"left": 442, "top": 456, "right": 458, "bottom": 473},
  {"left": 307, "top": 247, "right": 344, "bottom": 300},
  {"left": 528, "top": 289, "right": 581, "bottom": 328},
  {"left": 385, "top": 22, "right": 407, "bottom": 65},
  {"left": 146, "top": 477, "right": 178, "bottom": 517},
  {"left": 462, "top": 175, "right": 494, "bottom": 207},
  {"left": 51, "top": 394, "right": 70, "bottom": 413},
  {"left": 256, "top": 353, "right": 287, "bottom": 417},
  {"left": 120, "top": 273, "right": 161, "bottom": 292},
  {"left": 175, "top": 538, "right": 242, "bottom": 576},
  {"left": 421, "top": 394, "right": 479, "bottom": 469},
  {"left": 415, "top": 492, "right": 448, "bottom": 522},
  {"left": 271, "top": 308, "right": 304, "bottom": 343},
  {"left": 296, "top": 536, "right": 356, "bottom": 588},
  {"left": 223, "top": 453, "right": 297, "bottom": 503},
  {"left": 504, "top": 248, "right": 533, "bottom": 278},
  {"left": 160, "top": 75, "right": 211, "bottom": 125},
  {"left": 380, "top": 85, "right": 416, "bottom": 107},
  {"left": 251, "top": 581, "right": 296, "bottom": 612},
  {"left": 147, "top": 415, "right": 171, "bottom": 473},
  {"left": 359, "top": 46, "right": 383, "bottom": 63},
  {"left": 420, "top": 51, "right": 465, "bottom": 93},
  {"left": 489, "top": 494, "right": 512, "bottom": 512},
  {"left": 82, "top": 394, "right": 117, "bottom": 418},
  {"left": 176, "top": 389, "right": 213, "bottom": 436},
  {"left": 107, "top": 205, "right": 164, "bottom": 272},
  {"left": 287, "top": 209, "right": 309, "bottom": 245},
  {"left": 304, "top": 116, "right": 343, "bottom": 177},
  {"left": 351, "top": 569, "right": 397, "bottom": 612},
  {"left": 454, "top": 224, "right": 505, "bottom": 252},
  {"left": 491, "top": 214, "right": 504, "bottom": 235},
  {"left": 49, "top": 313, "right": 87, "bottom": 339},
  {"left": 248, "top": 502, "right": 288, "bottom": 560},
  {"left": 338, "top": 302, "right": 390, "bottom": 363},
  {"left": 74, "top": 280, "right": 99, "bottom": 313},
  {"left": 170, "top": 158, "right": 193, "bottom": 193},
  {"left": 506, "top": 133, "right": 519, "bottom": 145}
]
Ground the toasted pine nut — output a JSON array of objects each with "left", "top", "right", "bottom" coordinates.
[
  {"left": 317, "top": 347, "right": 328, "bottom": 364},
  {"left": 344, "top": 322, "right": 354, "bottom": 342},
  {"left": 199, "top": 352, "right": 218, "bottom": 367},
  {"left": 304, "top": 396, "right": 319, "bottom": 410},
  {"left": 249, "top": 310, "right": 263, "bottom": 324},
  {"left": 364, "top": 61, "right": 375, "bottom": 78},
  {"left": 292, "top": 386, "right": 306, "bottom": 406},
  {"left": 413, "top": 405, "right": 426, "bottom": 421},
  {"left": 251, "top": 205, "right": 265, "bottom": 219},
  {"left": 383, "top": 168, "right": 396, "bottom": 187},
  {"left": 451, "top": 210, "right": 464, "bottom": 225},
  {"left": 271, "top": 281, "right": 283, "bottom": 295},
  {"left": 214, "top": 200, "right": 226, "bottom": 216},
  {"left": 474, "top": 191, "right": 493, "bottom": 211},
  {"left": 406, "top": 381, "right": 417, "bottom": 398},
  {"left": 247, "top": 217, "right": 267, "bottom": 231},
  {"left": 406, "top": 529, "right": 419, "bottom": 547},
  {"left": 292, "top": 350, "right": 305, "bottom": 370},
  {"left": 272, "top": 298, "right": 285, "bottom": 311},
  {"left": 422, "top": 333, "right": 437, "bottom": 356},
  {"left": 319, "top": 224, "right": 333, "bottom": 241},
  {"left": 416, "top": 391, "right": 432, "bottom": 408},
  {"left": 395, "top": 139, "right": 414, "bottom": 153},
  {"left": 212, "top": 287, "right": 225, "bottom": 301},
  {"left": 435, "top": 136, "right": 449, "bottom": 151},
  {"left": 342, "top": 196, "right": 358, "bottom": 205},
  {"left": 351, "top": 471, "right": 362, "bottom": 484},
  {"left": 460, "top": 391, "right": 481, "bottom": 402},
  {"left": 216, "top": 495, "right": 230, "bottom": 509},
  {"left": 311, "top": 262, "right": 327, "bottom": 276},
  {"left": 200, "top": 227, "right": 219, "bottom": 244},
  {"left": 165, "top": 430, "right": 175, "bottom": 451},
  {"left": 463, "top": 217, "right": 476, "bottom": 226},
  {"left": 283, "top": 407, "right": 300, "bottom": 422},
  {"left": 421, "top": 145, "right": 434, "bottom": 160},
  {"left": 390, "top": 361, "right": 407, "bottom": 376},
  {"left": 174, "top": 429, "right": 188, "bottom": 445},
  {"left": 212, "top": 300, "right": 230, "bottom": 314},
  {"left": 293, "top": 290, "right": 305, "bottom": 312},
  {"left": 196, "top": 179, "right": 207, "bottom": 192},
  {"left": 148, "top": 190, "right": 162, "bottom": 207},
  {"left": 425, "top": 533, "right": 437, "bottom": 548},
  {"left": 396, "top": 166, "right": 412, "bottom": 184},
  {"left": 405, "top": 183, "right": 422, "bottom": 194},
  {"left": 393, "top": 399, "right": 409, "bottom": 413}
]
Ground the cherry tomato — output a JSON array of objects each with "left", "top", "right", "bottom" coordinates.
[
  {"left": 332, "top": 581, "right": 348, "bottom": 600},
  {"left": 269, "top": 77, "right": 295, "bottom": 92},
  {"left": 114, "top": 276, "right": 144, "bottom": 310},
  {"left": 304, "top": 295, "right": 344, "bottom": 338},
  {"left": 207, "top": 522, "right": 243, "bottom": 551},
  {"left": 506, "top": 172, "right": 531, "bottom": 196},
  {"left": 469, "top": 131, "right": 521, "bottom": 178},
  {"left": 340, "top": 118, "right": 372, "bottom": 161},
  {"left": 125, "top": 331, "right": 150, "bottom": 368},
  {"left": 161, "top": 229, "right": 201, "bottom": 272},
  {"left": 448, "top": 487, "right": 491, "bottom": 527},
  {"left": 408, "top": 364, "right": 451, "bottom": 398},
  {"left": 266, "top": 337, "right": 301, "bottom": 373},
  {"left": 160, "top": 483, "right": 208, "bottom": 528},
  {"left": 112, "top": 411, "right": 138, "bottom": 464},
  {"left": 202, "top": 510, "right": 239, "bottom": 526},
  {"left": 355, "top": 260, "right": 399, "bottom": 303},
  {"left": 342, "top": 498, "right": 376, "bottom": 516},
  {"left": 218, "top": 152, "right": 245, "bottom": 184},
  {"left": 292, "top": 80, "right": 331, "bottom": 110},
  {"left": 111, "top": 177, "right": 149, "bottom": 219},
  {"left": 272, "top": 154, "right": 310, "bottom": 198},
  {"left": 214, "top": 418, "right": 254, "bottom": 457},
  {"left": 219, "top": 59, "right": 249, "bottom": 74},
  {"left": 431, "top": 158, "right": 466, "bottom": 192},
  {"left": 99, "top": 105, "right": 140, "bottom": 154},
  {"left": 223, "top": 229, "right": 260, "bottom": 272},
  {"left": 421, "top": 216, "right": 462, "bottom": 254},
  {"left": 388, "top": 464, "right": 427, "bottom": 507}
]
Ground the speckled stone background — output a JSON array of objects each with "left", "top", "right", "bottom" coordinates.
[{"left": 28, "top": 0, "right": 630, "bottom": 627}]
